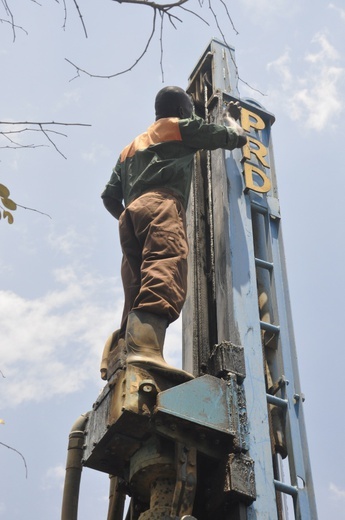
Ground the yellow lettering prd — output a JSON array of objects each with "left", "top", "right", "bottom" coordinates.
[
  {"left": 243, "top": 163, "right": 271, "bottom": 194},
  {"left": 241, "top": 108, "right": 266, "bottom": 133},
  {"left": 242, "top": 136, "right": 270, "bottom": 169}
]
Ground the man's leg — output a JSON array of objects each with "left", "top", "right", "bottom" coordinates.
[
  {"left": 129, "top": 191, "right": 189, "bottom": 323},
  {"left": 123, "top": 191, "right": 193, "bottom": 381},
  {"left": 118, "top": 208, "right": 142, "bottom": 337}
]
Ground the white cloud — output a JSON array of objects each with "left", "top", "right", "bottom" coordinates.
[
  {"left": 267, "top": 32, "right": 344, "bottom": 130},
  {"left": 306, "top": 32, "right": 339, "bottom": 63},
  {"left": 330, "top": 482, "right": 345, "bottom": 500},
  {"left": 56, "top": 89, "right": 81, "bottom": 110},
  {"left": 42, "top": 464, "right": 66, "bottom": 490},
  {"left": 0, "top": 266, "right": 123, "bottom": 406},
  {"left": 82, "top": 143, "right": 112, "bottom": 163},
  {"left": 289, "top": 65, "right": 343, "bottom": 130},
  {"left": 267, "top": 50, "right": 293, "bottom": 88},
  {"left": 329, "top": 3, "right": 345, "bottom": 20},
  {"left": 0, "top": 232, "right": 186, "bottom": 407},
  {"left": 241, "top": 0, "right": 296, "bottom": 20},
  {"left": 48, "top": 227, "right": 92, "bottom": 256}
]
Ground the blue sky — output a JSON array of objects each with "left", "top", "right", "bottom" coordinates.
[{"left": 1, "top": 1, "right": 345, "bottom": 518}]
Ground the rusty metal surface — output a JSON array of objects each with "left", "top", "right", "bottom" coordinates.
[
  {"left": 170, "top": 443, "right": 197, "bottom": 518},
  {"left": 208, "top": 341, "right": 246, "bottom": 383},
  {"left": 83, "top": 365, "right": 177, "bottom": 476},
  {"left": 224, "top": 454, "right": 256, "bottom": 504}
]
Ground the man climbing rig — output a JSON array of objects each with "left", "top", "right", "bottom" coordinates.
[{"left": 101, "top": 85, "right": 247, "bottom": 381}]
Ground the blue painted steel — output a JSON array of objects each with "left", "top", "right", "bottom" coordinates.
[
  {"left": 223, "top": 147, "right": 279, "bottom": 520},
  {"left": 183, "top": 39, "right": 318, "bottom": 520},
  {"left": 156, "top": 375, "right": 235, "bottom": 436}
]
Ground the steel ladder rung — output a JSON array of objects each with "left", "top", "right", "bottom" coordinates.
[
  {"left": 255, "top": 257, "right": 274, "bottom": 271},
  {"left": 266, "top": 393, "right": 288, "bottom": 408},
  {"left": 274, "top": 479, "right": 298, "bottom": 498},
  {"left": 260, "top": 321, "right": 280, "bottom": 334}
]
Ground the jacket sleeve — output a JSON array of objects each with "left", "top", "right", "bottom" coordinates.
[
  {"left": 178, "top": 114, "right": 239, "bottom": 151},
  {"left": 101, "top": 157, "right": 123, "bottom": 202}
]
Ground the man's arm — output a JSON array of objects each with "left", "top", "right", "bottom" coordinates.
[
  {"left": 101, "top": 160, "right": 124, "bottom": 219},
  {"left": 102, "top": 196, "right": 125, "bottom": 220},
  {"left": 179, "top": 103, "right": 247, "bottom": 151}
]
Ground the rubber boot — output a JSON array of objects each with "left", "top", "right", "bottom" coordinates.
[{"left": 125, "top": 310, "right": 194, "bottom": 383}]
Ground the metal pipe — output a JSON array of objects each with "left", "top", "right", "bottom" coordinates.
[
  {"left": 61, "top": 413, "right": 90, "bottom": 520},
  {"left": 107, "top": 475, "right": 126, "bottom": 520}
]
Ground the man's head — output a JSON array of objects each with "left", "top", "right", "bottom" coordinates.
[{"left": 155, "top": 86, "right": 194, "bottom": 120}]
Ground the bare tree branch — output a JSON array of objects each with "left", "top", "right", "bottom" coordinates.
[
  {"left": 113, "top": 0, "right": 189, "bottom": 8},
  {"left": 2, "top": 0, "right": 264, "bottom": 96},
  {"left": 66, "top": 9, "right": 158, "bottom": 80},
  {"left": 71, "top": 0, "right": 88, "bottom": 37},
  {"left": 65, "top": 0, "right": 211, "bottom": 82},
  {"left": 0, "top": 121, "right": 91, "bottom": 127},
  {"left": 38, "top": 123, "right": 67, "bottom": 159},
  {"left": 0, "top": 130, "right": 44, "bottom": 150},
  {"left": 0, "top": 121, "right": 91, "bottom": 155},
  {"left": 1, "top": 0, "right": 16, "bottom": 40},
  {"left": 0, "top": 17, "right": 28, "bottom": 37},
  {"left": 0, "top": 121, "right": 91, "bottom": 223}
]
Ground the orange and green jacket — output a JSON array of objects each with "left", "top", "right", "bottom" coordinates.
[{"left": 101, "top": 114, "right": 240, "bottom": 209}]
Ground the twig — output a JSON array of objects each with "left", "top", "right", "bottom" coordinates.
[
  {"left": 66, "top": 10, "right": 157, "bottom": 80},
  {"left": 0, "top": 121, "right": 91, "bottom": 127},
  {"left": 61, "top": 0, "right": 68, "bottom": 30},
  {"left": 113, "top": 0, "right": 189, "bottom": 8},
  {"left": 0, "top": 121, "right": 91, "bottom": 156},
  {"left": 71, "top": 0, "right": 88, "bottom": 37},
  {"left": 16, "top": 203, "right": 52, "bottom": 219},
  {"left": 0, "top": 17, "right": 28, "bottom": 36},
  {"left": 238, "top": 77, "right": 267, "bottom": 97},
  {"left": 159, "top": 12, "right": 164, "bottom": 82},
  {"left": 0, "top": 144, "right": 46, "bottom": 150},
  {"left": 0, "top": 442, "right": 28, "bottom": 479},
  {"left": 219, "top": 0, "right": 238, "bottom": 35},
  {"left": 1, "top": 0, "right": 15, "bottom": 41},
  {"left": 208, "top": 0, "right": 230, "bottom": 47},
  {"left": 178, "top": 4, "right": 210, "bottom": 26},
  {"left": 39, "top": 123, "right": 66, "bottom": 159}
]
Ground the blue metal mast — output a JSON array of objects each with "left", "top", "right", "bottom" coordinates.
[{"left": 183, "top": 39, "right": 318, "bottom": 520}]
